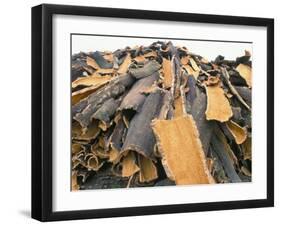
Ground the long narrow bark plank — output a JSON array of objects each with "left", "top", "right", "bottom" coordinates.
[
  {"left": 92, "top": 98, "right": 121, "bottom": 129},
  {"left": 211, "top": 126, "right": 242, "bottom": 183},
  {"left": 74, "top": 74, "right": 135, "bottom": 128},
  {"left": 129, "top": 60, "right": 161, "bottom": 79},
  {"left": 151, "top": 115, "right": 214, "bottom": 185},
  {"left": 121, "top": 89, "right": 164, "bottom": 159},
  {"left": 205, "top": 83, "right": 233, "bottom": 122},
  {"left": 119, "top": 72, "right": 159, "bottom": 112},
  {"left": 191, "top": 91, "right": 215, "bottom": 154},
  {"left": 72, "top": 75, "right": 112, "bottom": 89},
  {"left": 162, "top": 58, "right": 173, "bottom": 88},
  {"left": 90, "top": 51, "right": 113, "bottom": 69}
]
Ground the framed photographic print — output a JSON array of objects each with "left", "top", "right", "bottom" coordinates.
[{"left": 31, "top": 4, "right": 274, "bottom": 221}]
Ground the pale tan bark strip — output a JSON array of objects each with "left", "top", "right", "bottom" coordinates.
[
  {"left": 151, "top": 115, "right": 214, "bottom": 185},
  {"left": 205, "top": 83, "right": 233, "bottom": 122}
]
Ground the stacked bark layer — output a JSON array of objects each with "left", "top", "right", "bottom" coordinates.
[{"left": 71, "top": 41, "right": 252, "bottom": 190}]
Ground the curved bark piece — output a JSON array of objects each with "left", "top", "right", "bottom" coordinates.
[
  {"left": 226, "top": 120, "right": 247, "bottom": 144},
  {"left": 205, "top": 83, "right": 233, "bottom": 122},
  {"left": 121, "top": 152, "right": 140, "bottom": 177},
  {"left": 91, "top": 98, "right": 121, "bottom": 129},
  {"left": 74, "top": 121, "right": 100, "bottom": 142},
  {"left": 72, "top": 75, "right": 112, "bottom": 89},
  {"left": 72, "top": 79, "right": 111, "bottom": 105},
  {"left": 74, "top": 74, "right": 135, "bottom": 128},
  {"left": 90, "top": 51, "right": 113, "bottom": 69},
  {"left": 86, "top": 153, "right": 103, "bottom": 171},
  {"left": 119, "top": 72, "right": 159, "bottom": 112},
  {"left": 138, "top": 154, "right": 158, "bottom": 183},
  {"left": 151, "top": 115, "right": 214, "bottom": 185},
  {"left": 117, "top": 53, "right": 131, "bottom": 74},
  {"left": 86, "top": 56, "right": 100, "bottom": 70},
  {"left": 191, "top": 91, "right": 215, "bottom": 154},
  {"left": 122, "top": 89, "right": 164, "bottom": 159},
  {"left": 236, "top": 63, "right": 252, "bottom": 87},
  {"left": 162, "top": 58, "right": 173, "bottom": 88},
  {"left": 211, "top": 126, "right": 242, "bottom": 183},
  {"left": 129, "top": 60, "right": 161, "bottom": 79}
]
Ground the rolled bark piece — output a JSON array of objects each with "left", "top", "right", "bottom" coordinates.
[
  {"left": 210, "top": 126, "right": 242, "bottom": 183},
  {"left": 121, "top": 152, "right": 140, "bottom": 177},
  {"left": 92, "top": 98, "right": 121, "bottom": 128},
  {"left": 119, "top": 72, "right": 159, "bottom": 112},
  {"left": 226, "top": 120, "right": 247, "bottom": 144},
  {"left": 138, "top": 154, "right": 158, "bottom": 183},
  {"left": 86, "top": 153, "right": 103, "bottom": 171},
  {"left": 74, "top": 122, "right": 100, "bottom": 142},
  {"left": 90, "top": 51, "right": 113, "bottom": 69},
  {"left": 122, "top": 89, "right": 165, "bottom": 159},
  {"left": 236, "top": 63, "right": 252, "bottom": 87},
  {"left": 205, "top": 83, "right": 233, "bottom": 122},
  {"left": 152, "top": 115, "right": 214, "bottom": 185},
  {"left": 74, "top": 74, "right": 135, "bottom": 128},
  {"left": 191, "top": 91, "right": 215, "bottom": 154},
  {"left": 129, "top": 60, "right": 161, "bottom": 79}
]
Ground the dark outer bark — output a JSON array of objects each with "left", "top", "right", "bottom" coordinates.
[
  {"left": 110, "top": 117, "right": 127, "bottom": 151},
  {"left": 72, "top": 99, "right": 88, "bottom": 116},
  {"left": 185, "top": 74, "right": 197, "bottom": 113},
  {"left": 209, "top": 146, "right": 230, "bottom": 183},
  {"left": 234, "top": 86, "right": 252, "bottom": 107},
  {"left": 122, "top": 89, "right": 165, "bottom": 159},
  {"left": 92, "top": 98, "right": 121, "bottom": 123},
  {"left": 74, "top": 74, "right": 135, "bottom": 128},
  {"left": 211, "top": 126, "right": 242, "bottom": 183},
  {"left": 79, "top": 164, "right": 128, "bottom": 190},
  {"left": 129, "top": 60, "right": 161, "bottom": 79},
  {"left": 90, "top": 51, "right": 113, "bottom": 69},
  {"left": 154, "top": 178, "right": 176, "bottom": 186},
  {"left": 190, "top": 90, "right": 215, "bottom": 154},
  {"left": 119, "top": 72, "right": 159, "bottom": 112}
]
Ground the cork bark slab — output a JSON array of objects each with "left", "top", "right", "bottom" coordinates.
[
  {"left": 225, "top": 120, "right": 247, "bottom": 144},
  {"left": 151, "top": 115, "right": 214, "bottom": 185},
  {"left": 162, "top": 58, "right": 173, "bottom": 88},
  {"left": 205, "top": 83, "right": 233, "bottom": 122},
  {"left": 236, "top": 63, "right": 252, "bottom": 87}
]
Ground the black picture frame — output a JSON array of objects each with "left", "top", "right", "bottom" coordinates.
[{"left": 31, "top": 3, "right": 274, "bottom": 222}]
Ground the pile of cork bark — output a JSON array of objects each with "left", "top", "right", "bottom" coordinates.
[{"left": 71, "top": 41, "right": 252, "bottom": 190}]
